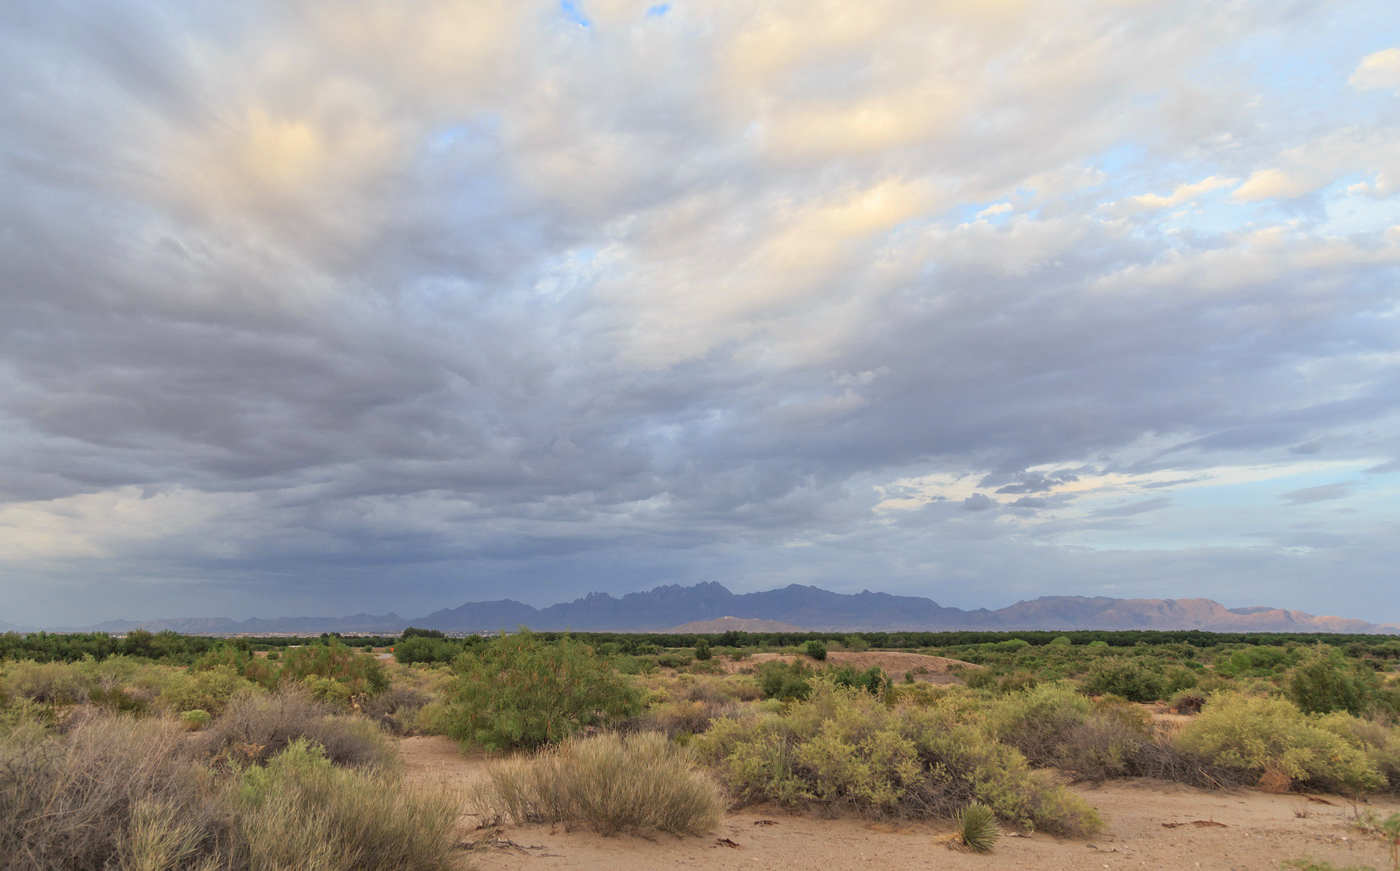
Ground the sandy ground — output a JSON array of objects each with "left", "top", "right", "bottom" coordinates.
[
  {"left": 400, "top": 735, "right": 1400, "bottom": 871},
  {"left": 719, "top": 650, "right": 979, "bottom": 685}
]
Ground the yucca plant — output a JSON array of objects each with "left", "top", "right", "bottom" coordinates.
[{"left": 955, "top": 802, "right": 1000, "bottom": 853}]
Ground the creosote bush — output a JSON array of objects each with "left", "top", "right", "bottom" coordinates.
[
  {"left": 696, "top": 681, "right": 1101, "bottom": 836},
  {"left": 442, "top": 630, "right": 641, "bottom": 750},
  {"left": 473, "top": 731, "right": 724, "bottom": 836},
  {"left": 1177, "top": 693, "right": 1383, "bottom": 793}
]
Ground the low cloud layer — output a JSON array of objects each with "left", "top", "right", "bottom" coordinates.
[{"left": 2, "top": 1, "right": 1398, "bottom": 625}]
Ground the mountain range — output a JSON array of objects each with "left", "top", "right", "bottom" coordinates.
[{"left": 8, "top": 582, "right": 1398, "bottom": 635}]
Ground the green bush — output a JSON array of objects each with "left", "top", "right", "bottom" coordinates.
[
  {"left": 473, "top": 731, "right": 723, "bottom": 836},
  {"left": 804, "top": 640, "right": 827, "bottom": 661},
  {"left": 442, "top": 630, "right": 641, "bottom": 750},
  {"left": 1080, "top": 659, "right": 1166, "bottom": 702},
  {"left": 694, "top": 640, "right": 712, "bottom": 661},
  {"left": 756, "top": 660, "right": 814, "bottom": 701},
  {"left": 696, "top": 682, "right": 1101, "bottom": 836},
  {"left": 161, "top": 665, "right": 260, "bottom": 716},
  {"left": 280, "top": 638, "right": 388, "bottom": 697},
  {"left": 1287, "top": 645, "right": 1382, "bottom": 715},
  {"left": 828, "top": 664, "right": 887, "bottom": 695},
  {"left": 1177, "top": 693, "right": 1383, "bottom": 793}
]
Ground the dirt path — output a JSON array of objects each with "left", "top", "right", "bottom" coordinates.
[{"left": 400, "top": 736, "right": 1400, "bottom": 871}]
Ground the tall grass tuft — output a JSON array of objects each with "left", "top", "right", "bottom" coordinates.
[
  {"left": 473, "top": 731, "right": 724, "bottom": 836},
  {"left": 235, "top": 738, "right": 461, "bottom": 871}
]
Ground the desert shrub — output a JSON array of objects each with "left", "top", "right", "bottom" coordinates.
[
  {"left": 1287, "top": 645, "right": 1382, "bottom": 715},
  {"left": 694, "top": 640, "right": 712, "bottom": 660},
  {"left": 1162, "top": 665, "right": 1201, "bottom": 694},
  {"left": 828, "top": 664, "right": 887, "bottom": 695},
  {"left": 962, "top": 669, "right": 998, "bottom": 690},
  {"left": 280, "top": 638, "right": 389, "bottom": 697},
  {"left": 1053, "top": 703, "right": 1157, "bottom": 783},
  {"left": 193, "top": 644, "right": 279, "bottom": 689},
  {"left": 1, "top": 659, "right": 93, "bottom": 705},
  {"left": 1217, "top": 645, "right": 1297, "bottom": 677},
  {"left": 179, "top": 709, "right": 211, "bottom": 731},
  {"left": 696, "top": 682, "right": 1101, "bottom": 836},
  {"left": 756, "top": 660, "right": 814, "bottom": 701},
  {"left": 1177, "top": 693, "right": 1383, "bottom": 793},
  {"left": 984, "top": 682, "right": 1092, "bottom": 767},
  {"left": 804, "top": 640, "right": 828, "bottom": 661},
  {"left": 1317, "top": 713, "right": 1400, "bottom": 792},
  {"left": 996, "top": 671, "right": 1041, "bottom": 694},
  {"left": 358, "top": 684, "right": 430, "bottom": 735},
  {"left": 160, "top": 665, "right": 260, "bottom": 716},
  {"left": 235, "top": 738, "right": 459, "bottom": 871},
  {"left": 200, "top": 687, "right": 394, "bottom": 769},
  {"left": 441, "top": 630, "right": 641, "bottom": 750},
  {"left": 1170, "top": 688, "right": 1208, "bottom": 714},
  {"left": 0, "top": 714, "right": 231, "bottom": 871},
  {"left": 473, "top": 731, "right": 723, "bottom": 836},
  {"left": 1081, "top": 659, "right": 1165, "bottom": 702},
  {"left": 657, "top": 651, "right": 694, "bottom": 669},
  {"left": 88, "top": 685, "right": 150, "bottom": 715}
]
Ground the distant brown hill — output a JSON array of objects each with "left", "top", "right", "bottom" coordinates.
[{"left": 667, "top": 616, "right": 807, "bottom": 633}]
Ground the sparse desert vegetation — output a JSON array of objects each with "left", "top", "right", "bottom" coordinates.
[{"left": 4, "top": 627, "right": 1400, "bottom": 869}]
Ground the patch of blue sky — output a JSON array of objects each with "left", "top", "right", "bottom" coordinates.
[
  {"left": 1317, "top": 181, "right": 1400, "bottom": 237},
  {"left": 532, "top": 246, "right": 603, "bottom": 302},
  {"left": 560, "top": 0, "right": 591, "bottom": 28},
  {"left": 424, "top": 113, "right": 502, "bottom": 156},
  {"left": 942, "top": 200, "right": 1028, "bottom": 227},
  {"left": 1197, "top": 5, "right": 1399, "bottom": 128},
  {"left": 1090, "top": 144, "right": 1146, "bottom": 178},
  {"left": 646, "top": 3, "right": 671, "bottom": 17}
]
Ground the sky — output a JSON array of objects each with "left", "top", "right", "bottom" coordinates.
[{"left": 2, "top": 1, "right": 1399, "bottom": 628}]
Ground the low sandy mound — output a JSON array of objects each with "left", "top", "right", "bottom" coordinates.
[{"left": 718, "top": 650, "right": 979, "bottom": 684}]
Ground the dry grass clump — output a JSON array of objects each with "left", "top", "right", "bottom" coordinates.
[
  {"left": 0, "top": 715, "right": 230, "bottom": 871},
  {"left": 473, "top": 731, "right": 724, "bottom": 836},
  {"left": 0, "top": 712, "right": 462, "bottom": 871},
  {"left": 235, "top": 738, "right": 460, "bottom": 871},
  {"left": 200, "top": 687, "right": 394, "bottom": 769}
]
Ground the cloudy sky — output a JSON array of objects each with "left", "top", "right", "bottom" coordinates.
[{"left": 2, "top": 1, "right": 1399, "bottom": 627}]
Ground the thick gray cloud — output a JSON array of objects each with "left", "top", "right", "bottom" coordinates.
[{"left": 2, "top": 0, "right": 1398, "bottom": 625}]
